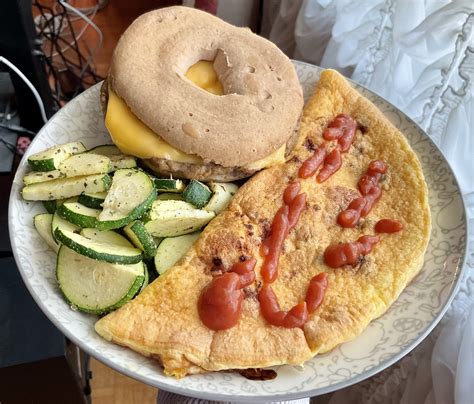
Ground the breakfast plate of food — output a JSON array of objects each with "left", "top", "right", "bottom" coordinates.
[{"left": 8, "top": 6, "right": 467, "bottom": 402}]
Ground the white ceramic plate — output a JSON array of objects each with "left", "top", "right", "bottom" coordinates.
[{"left": 8, "top": 62, "right": 468, "bottom": 401}]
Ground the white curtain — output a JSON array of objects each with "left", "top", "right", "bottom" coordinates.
[{"left": 263, "top": 1, "right": 474, "bottom": 403}]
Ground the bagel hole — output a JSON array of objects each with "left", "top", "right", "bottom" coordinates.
[{"left": 185, "top": 60, "right": 224, "bottom": 96}]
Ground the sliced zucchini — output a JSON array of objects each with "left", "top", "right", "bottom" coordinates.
[
  {"left": 23, "top": 170, "right": 66, "bottom": 185},
  {"left": 28, "top": 142, "right": 86, "bottom": 171},
  {"left": 142, "top": 199, "right": 192, "bottom": 222},
  {"left": 54, "top": 228, "right": 142, "bottom": 264},
  {"left": 154, "top": 232, "right": 201, "bottom": 275},
  {"left": 58, "top": 153, "right": 111, "bottom": 177},
  {"left": 57, "top": 246, "right": 145, "bottom": 314},
  {"left": 56, "top": 202, "right": 101, "bottom": 228},
  {"left": 139, "top": 265, "right": 149, "bottom": 293},
  {"left": 86, "top": 145, "right": 137, "bottom": 171},
  {"left": 80, "top": 228, "right": 133, "bottom": 247},
  {"left": 43, "top": 200, "right": 57, "bottom": 214},
  {"left": 204, "top": 182, "right": 238, "bottom": 214},
  {"left": 183, "top": 180, "right": 212, "bottom": 208},
  {"left": 124, "top": 220, "right": 157, "bottom": 259},
  {"left": 43, "top": 197, "right": 79, "bottom": 213},
  {"left": 87, "top": 144, "right": 122, "bottom": 155},
  {"left": 52, "top": 212, "right": 81, "bottom": 243},
  {"left": 34, "top": 213, "right": 59, "bottom": 252},
  {"left": 78, "top": 192, "right": 107, "bottom": 209},
  {"left": 21, "top": 174, "right": 111, "bottom": 201},
  {"left": 149, "top": 200, "right": 195, "bottom": 217},
  {"left": 145, "top": 209, "right": 215, "bottom": 237},
  {"left": 156, "top": 193, "right": 183, "bottom": 201},
  {"left": 97, "top": 169, "right": 156, "bottom": 230},
  {"left": 109, "top": 155, "right": 137, "bottom": 171},
  {"left": 154, "top": 178, "right": 185, "bottom": 193}
]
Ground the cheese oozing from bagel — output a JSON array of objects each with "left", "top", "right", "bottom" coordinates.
[{"left": 105, "top": 61, "right": 286, "bottom": 168}]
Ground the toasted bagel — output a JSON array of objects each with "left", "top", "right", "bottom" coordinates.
[
  {"left": 103, "top": 6, "right": 303, "bottom": 179},
  {"left": 100, "top": 80, "right": 300, "bottom": 181}
]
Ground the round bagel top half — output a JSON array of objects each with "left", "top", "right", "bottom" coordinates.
[{"left": 108, "top": 6, "right": 304, "bottom": 167}]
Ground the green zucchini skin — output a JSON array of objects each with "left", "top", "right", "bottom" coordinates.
[
  {"left": 124, "top": 220, "right": 157, "bottom": 259},
  {"left": 156, "top": 193, "right": 183, "bottom": 201},
  {"left": 78, "top": 192, "right": 107, "bottom": 209},
  {"left": 56, "top": 202, "right": 101, "bottom": 228},
  {"left": 56, "top": 246, "right": 145, "bottom": 315},
  {"left": 96, "top": 188, "right": 156, "bottom": 230},
  {"left": 51, "top": 212, "right": 81, "bottom": 243},
  {"left": 183, "top": 180, "right": 212, "bottom": 208},
  {"left": 28, "top": 142, "right": 86, "bottom": 171},
  {"left": 42, "top": 200, "right": 57, "bottom": 214},
  {"left": 54, "top": 228, "right": 143, "bottom": 264},
  {"left": 96, "top": 169, "right": 156, "bottom": 231}
]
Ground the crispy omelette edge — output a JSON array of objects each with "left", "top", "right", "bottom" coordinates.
[{"left": 296, "top": 70, "right": 431, "bottom": 356}]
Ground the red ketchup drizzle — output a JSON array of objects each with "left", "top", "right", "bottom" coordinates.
[
  {"left": 261, "top": 182, "right": 308, "bottom": 282},
  {"left": 338, "top": 160, "right": 387, "bottom": 228},
  {"left": 283, "top": 181, "right": 301, "bottom": 205},
  {"left": 260, "top": 206, "right": 289, "bottom": 283},
  {"left": 288, "top": 193, "right": 307, "bottom": 230},
  {"left": 208, "top": 114, "right": 360, "bottom": 331},
  {"left": 258, "top": 284, "right": 308, "bottom": 329},
  {"left": 257, "top": 178, "right": 321, "bottom": 329},
  {"left": 198, "top": 258, "right": 256, "bottom": 331},
  {"left": 323, "top": 114, "right": 357, "bottom": 152},
  {"left": 298, "top": 114, "right": 357, "bottom": 183},
  {"left": 298, "top": 147, "right": 326, "bottom": 179},
  {"left": 375, "top": 219, "right": 403, "bottom": 233},
  {"left": 305, "top": 273, "right": 328, "bottom": 313},
  {"left": 324, "top": 235, "right": 380, "bottom": 268},
  {"left": 317, "top": 148, "right": 342, "bottom": 183}
]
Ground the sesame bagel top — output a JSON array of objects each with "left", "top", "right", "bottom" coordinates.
[{"left": 108, "top": 6, "right": 303, "bottom": 167}]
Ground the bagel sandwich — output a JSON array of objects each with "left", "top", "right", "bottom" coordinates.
[{"left": 101, "top": 7, "right": 304, "bottom": 181}]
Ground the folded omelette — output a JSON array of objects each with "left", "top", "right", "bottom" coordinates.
[{"left": 95, "top": 70, "right": 431, "bottom": 377}]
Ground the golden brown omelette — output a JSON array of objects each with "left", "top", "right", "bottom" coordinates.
[{"left": 95, "top": 69, "right": 431, "bottom": 377}]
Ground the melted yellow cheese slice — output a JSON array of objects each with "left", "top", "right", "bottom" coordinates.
[
  {"left": 185, "top": 60, "right": 224, "bottom": 95},
  {"left": 105, "top": 60, "right": 286, "bottom": 168},
  {"left": 106, "top": 90, "right": 202, "bottom": 163}
]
